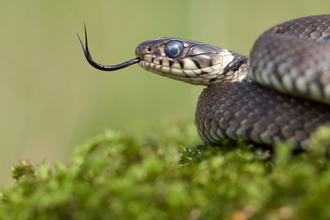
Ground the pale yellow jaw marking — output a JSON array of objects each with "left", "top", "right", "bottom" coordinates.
[{"left": 139, "top": 50, "right": 246, "bottom": 85}]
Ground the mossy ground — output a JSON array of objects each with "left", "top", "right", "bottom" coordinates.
[{"left": 1, "top": 124, "right": 330, "bottom": 220}]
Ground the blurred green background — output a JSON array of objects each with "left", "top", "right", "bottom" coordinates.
[{"left": 0, "top": 0, "right": 329, "bottom": 187}]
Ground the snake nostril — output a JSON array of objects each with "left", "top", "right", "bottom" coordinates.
[{"left": 135, "top": 46, "right": 143, "bottom": 58}]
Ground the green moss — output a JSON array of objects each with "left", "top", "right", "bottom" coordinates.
[{"left": 1, "top": 125, "right": 330, "bottom": 219}]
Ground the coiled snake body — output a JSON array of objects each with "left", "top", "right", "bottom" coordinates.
[{"left": 77, "top": 15, "right": 330, "bottom": 150}]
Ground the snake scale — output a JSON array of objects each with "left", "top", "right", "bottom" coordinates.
[{"left": 77, "top": 14, "right": 330, "bottom": 150}]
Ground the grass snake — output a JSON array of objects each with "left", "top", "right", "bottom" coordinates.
[{"left": 77, "top": 15, "right": 330, "bottom": 150}]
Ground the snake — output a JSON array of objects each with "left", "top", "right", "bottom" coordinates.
[{"left": 77, "top": 15, "right": 330, "bottom": 150}]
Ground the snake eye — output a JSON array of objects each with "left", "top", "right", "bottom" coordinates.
[{"left": 165, "top": 41, "right": 184, "bottom": 58}]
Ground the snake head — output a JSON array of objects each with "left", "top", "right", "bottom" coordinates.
[
  {"left": 135, "top": 37, "right": 248, "bottom": 85},
  {"left": 77, "top": 26, "right": 248, "bottom": 85}
]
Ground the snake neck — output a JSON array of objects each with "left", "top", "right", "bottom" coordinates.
[
  {"left": 222, "top": 53, "right": 250, "bottom": 83},
  {"left": 205, "top": 52, "right": 250, "bottom": 84},
  {"left": 203, "top": 51, "right": 250, "bottom": 84}
]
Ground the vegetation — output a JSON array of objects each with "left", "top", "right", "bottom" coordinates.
[{"left": 0, "top": 124, "right": 330, "bottom": 220}]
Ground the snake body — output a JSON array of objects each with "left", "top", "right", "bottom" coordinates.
[{"left": 77, "top": 15, "right": 330, "bottom": 150}]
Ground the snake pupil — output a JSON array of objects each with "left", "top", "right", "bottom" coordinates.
[
  {"left": 165, "top": 40, "right": 184, "bottom": 58},
  {"left": 169, "top": 47, "right": 178, "bottom": 56}
]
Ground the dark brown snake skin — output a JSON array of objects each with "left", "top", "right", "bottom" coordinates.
[
  {"left": 77, "top": 15, "right": 330, "bottom": 150},
  {"left": 196, "top": 15, "right": 330, "bottom": 150}
]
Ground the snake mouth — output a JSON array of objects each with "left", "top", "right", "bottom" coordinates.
[
  {"left": 138, "top": 58, "right": 243, "bottom": 85},
  {"left": 138, "top": 59, "right": 222, "bottom": 85},
  {"left": 138, "top": 60, "right": 200, "bottom": 84},
  {"left": 76, "top": 24, "right": 141, "bottom": 71}
]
